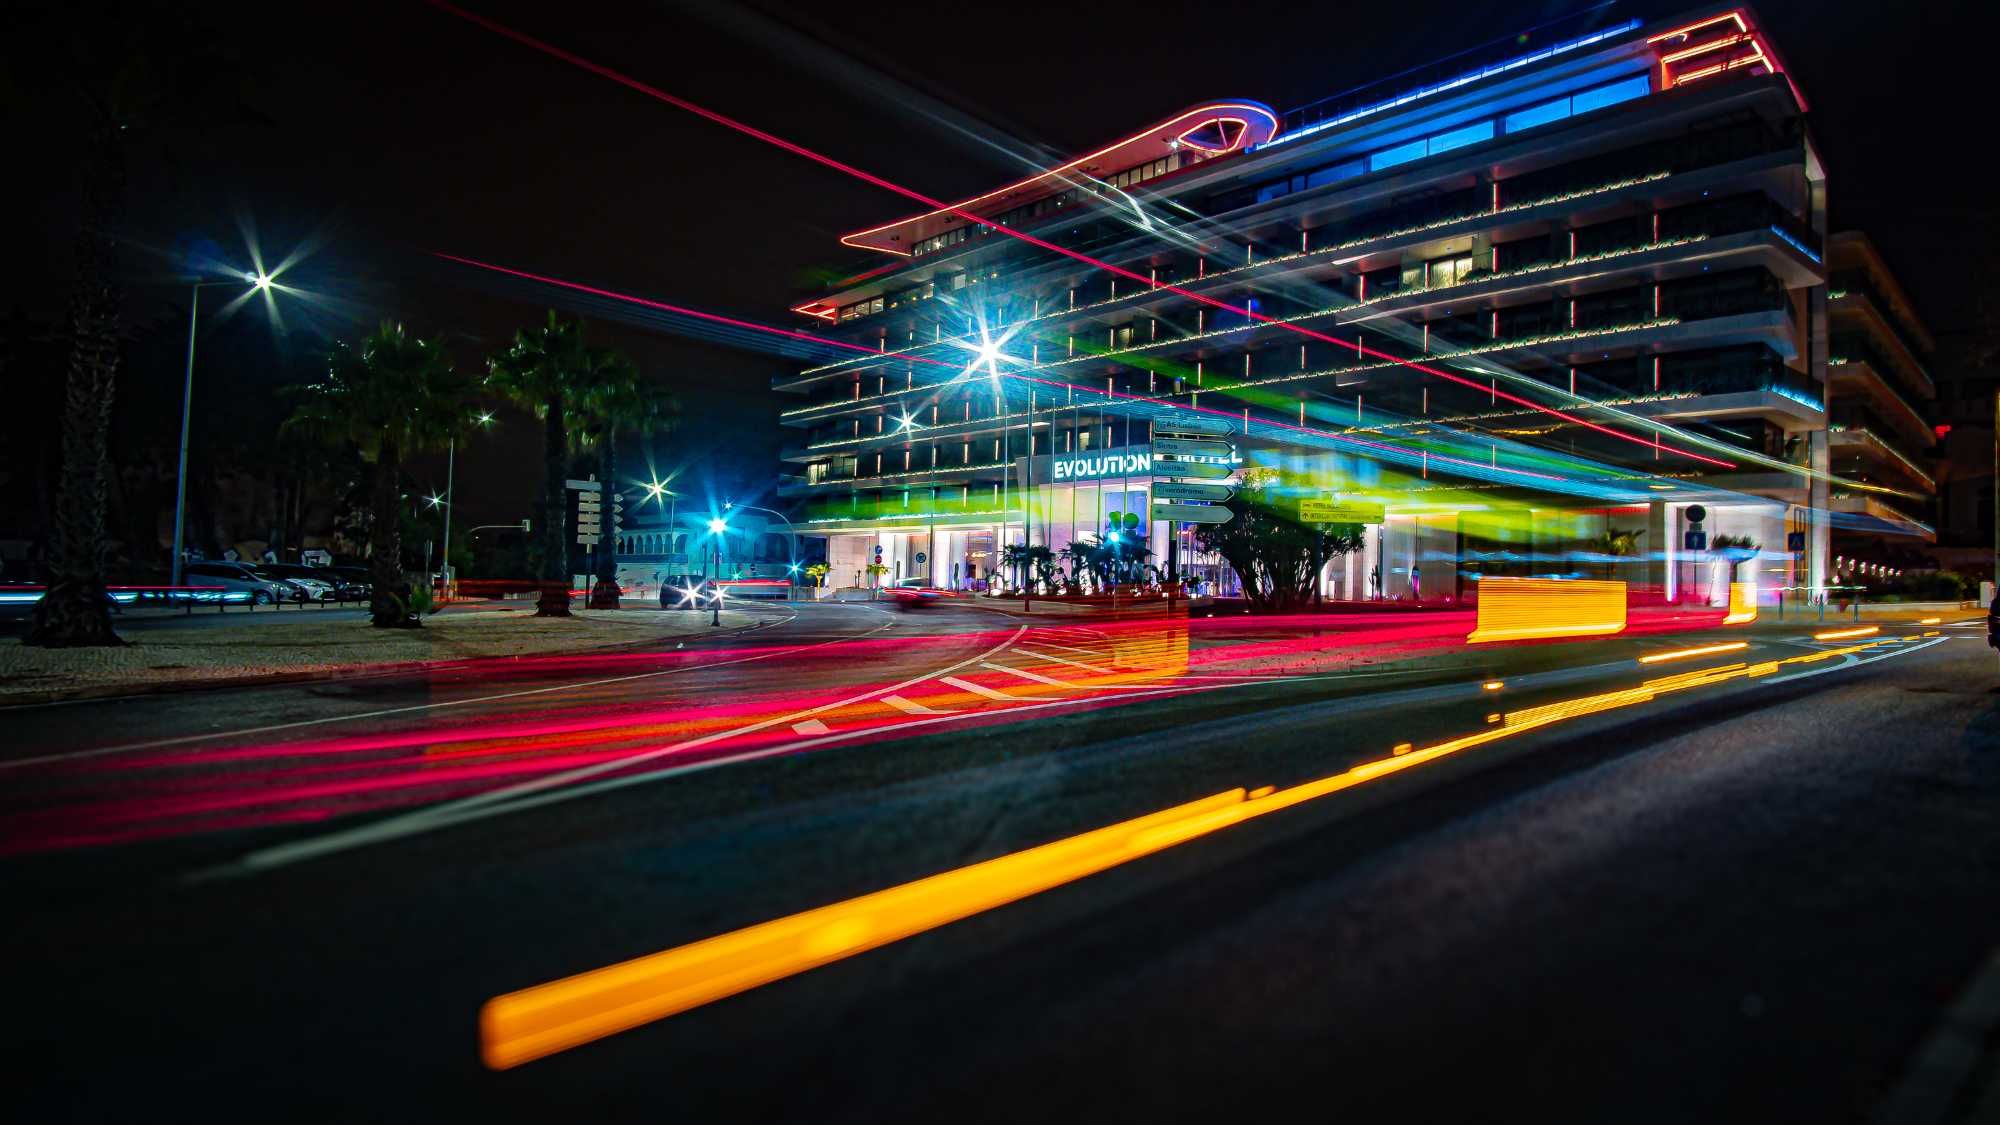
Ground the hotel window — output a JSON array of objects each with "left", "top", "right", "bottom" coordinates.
[{"left": 1426, "top": 255, "right": 1474, "bottom": 288}]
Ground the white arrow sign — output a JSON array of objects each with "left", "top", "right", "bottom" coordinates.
[
  {"left": 1153, "top": 502, "right": 1233, "bottom": 525},
  {"left": 1152, "top": 436, "right": 1233, "bottom": 460},
  {"left": 1156, "top": 459, "right": 1232, "bottom": 480},
  {"left": 1155, "top": 481, "right": 1234, "bottom": 502}
]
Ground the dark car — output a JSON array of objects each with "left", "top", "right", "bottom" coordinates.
[
  {"left": 327, "top": 566, "right": 375, "bottom": 602},
  {"left": 659, "top": 575, "right": 720, "bottom": 610}
]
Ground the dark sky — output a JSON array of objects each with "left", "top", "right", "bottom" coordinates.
[{"left": 9, "top": 0, "right": 1995, "bottom": 529}]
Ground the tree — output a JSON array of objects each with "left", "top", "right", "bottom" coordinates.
[
  {"left": 287, "top": 323, "right": 475, "bottom": 627},
  {"left": 1194, "top": 472, "right": 1365, "bottom": 612},
  {"left": 17, "top": 6, "right": 260, "bottom": 646},
  {"left": 486, "top": 311, "right": 595, "bottom": 617},
  {"left": 804, "top": 562, "right": 830, "bottom": 589},
  {"left": 1587, "top": 528, "right": 1646, "bottom": 582},
  {"left": 578, "top": 357, "right": 675, "bottom": 609}
]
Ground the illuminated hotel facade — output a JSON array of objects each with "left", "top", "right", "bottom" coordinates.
[{"left": 777, "top": 7, "right": 1834, "bottom": 600}]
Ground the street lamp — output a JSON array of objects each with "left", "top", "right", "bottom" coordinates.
[
  {"left": 432, "top": 411, "right": 497, "bottom": 597},
  {"left": 643, "top": 479, "right": 680, "bottom": 559},
  {"left": 705, "top": 515, "right": 729, "bottom": 626},
  {"left": 170, "top": 271, "right": 281, "bottom": 587}
]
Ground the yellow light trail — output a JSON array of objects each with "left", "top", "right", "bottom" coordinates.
[
  {"left": 1813, "top": 625, "right": 1879, "bottom": 641},
  {"left": 1638, "top": 641, "right": 1750, "bottom": 664},
  {"left": 479, "top": 635, "right": 1918, "bottom": 1069}
]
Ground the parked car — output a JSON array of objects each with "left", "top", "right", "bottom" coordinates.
[
  {"left": 327, "top": 567, "right": 375, "bottom": 601},
  {"left": 659, "top": 575, "right": 720, "bottom": 610},
  {"left": 183, "top": 562, "right": 294, "bottom": 605},
  {"left": 254, "top": 564, "right": 336, "bottom": 602}
]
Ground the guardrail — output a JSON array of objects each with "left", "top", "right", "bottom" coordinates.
[{"left": 0, "top": 584, "right": 312, "bottom": 614}]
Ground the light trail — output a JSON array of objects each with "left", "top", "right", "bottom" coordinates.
[
  {"left": 433, "top": 251, "right": 1584, "bottom": 490},
  {"left": 1813, "top": 625, "right": 1879, "bottom": 641},
  {"left": 477, "top": 632, "right": 1938, "bottom": 1067},
  {"left": 427, "top": 1, "right": 1734, "bottom": 470},
  {"left": 1637, "top": 641, "right": 1749, "bottom": 664}
]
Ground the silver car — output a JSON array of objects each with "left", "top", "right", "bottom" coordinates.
[{"left": 184, "top": 562, "right": 293, "bottom": 605}]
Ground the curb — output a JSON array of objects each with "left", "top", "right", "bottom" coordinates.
[
  {"left": 1872, "top": 947, "right": 2000, "bottom": 1124},
  {"left": 0, "top": 613, "right": 771, "bottom": 709}
]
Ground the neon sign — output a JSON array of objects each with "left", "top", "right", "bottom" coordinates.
[{"left": 1050, "top": 451, "right": 1152, "bottom": 482}]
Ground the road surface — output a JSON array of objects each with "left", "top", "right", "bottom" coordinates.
[{"left": 5, "top": 604, "right": 1995, "bottom": 1121}]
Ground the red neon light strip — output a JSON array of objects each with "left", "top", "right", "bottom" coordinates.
[
  {"left": 431, "top": 252, "right": 947, "bottom": 365},
  {"left": 435, "top": 253, "right": 1568, "bottom": 484},
  {"left": 431, "top": 2, "right": 1732, "bottom": 469}
]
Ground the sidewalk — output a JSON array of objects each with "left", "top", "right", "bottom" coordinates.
[{"left": 0, "top": 607, "right": 757, "bottom": 705}]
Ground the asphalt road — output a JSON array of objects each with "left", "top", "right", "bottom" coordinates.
[{"left": 5, "top": 608, "right": 1995, "bottom": 1122}]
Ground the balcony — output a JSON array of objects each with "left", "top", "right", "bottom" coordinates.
[{"left": 1827, "top": 344, "right": 1931, "bottom": 449}]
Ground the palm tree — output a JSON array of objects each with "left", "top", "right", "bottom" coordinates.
[
  {"left": 17, "top": 8, "right": 252, "bottom": 646},
  {"left": 486, "top": 312, "right": 593, "bottom": 617},
  {"left": 579, "top": 358, "right": 676, "bottom": 609},
  {"left": 287, "top": 323, "right": 475, "bottom": 627}
]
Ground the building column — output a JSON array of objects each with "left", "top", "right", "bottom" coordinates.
[
  {"left": 1809, "top": 429, "right": 1831, "bottom": 595},
  {"left": 1647, "top": 500, "right": 1669, "bottom": 598}
]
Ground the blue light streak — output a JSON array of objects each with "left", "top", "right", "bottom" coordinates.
[{"left": 1265, "top": 19, "right": 1642, "bottom": 148}]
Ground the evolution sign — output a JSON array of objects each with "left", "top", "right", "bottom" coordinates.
[{"left": 1048, "top": 450, "right": 1152, "bottom": 482}]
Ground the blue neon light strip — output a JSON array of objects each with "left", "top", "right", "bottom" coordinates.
[
  {"left": 1768, "top": 225, "right": 1822, "bottom": 263},
  {"left": 1767, "top": 384, "right": 1824, "bottom": 412},
  {"left": 1266, "top": 18, "right": 1642, "bottom": 148}
]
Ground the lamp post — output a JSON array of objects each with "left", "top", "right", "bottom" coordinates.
[
  {"left": 643, "top": 479, "right": 680, "bottom": 562},
  {"left": 431, "top": 412, "right": 495, "bottom": 599},
  {"left": 170, "top": 272, "right": 271, "bottom": 587},
  {"left": 707, "top": 516, "right": 728, "bottom": 626}
]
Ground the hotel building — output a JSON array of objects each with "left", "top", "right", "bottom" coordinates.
[
  {"left": 777, "top": 7, "right": 1834, "bottom": 601},
  {"left": 1823, "top": 231, "right": 1938, "bottom": 575}
]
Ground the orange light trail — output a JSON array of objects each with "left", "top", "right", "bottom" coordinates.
[
  {"left": 1813, "top": 625, "right": 1879, "bottom": 641},
  {"left": 478, "top": 634, "right": 1918, "bottom": 1068},
  {"left": 1637, "top": 641, "right": 1749, "bottom": 664}
]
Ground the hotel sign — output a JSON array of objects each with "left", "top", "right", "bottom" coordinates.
[{"left": 1049, "top": 450, "right": 1152, "bottom": 482}]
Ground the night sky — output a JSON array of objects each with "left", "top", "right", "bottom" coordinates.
[{"left": 8, "top": 0, "right": 1994, "bottom": 532}]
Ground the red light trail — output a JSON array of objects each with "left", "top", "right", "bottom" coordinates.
[
  {"left": 426, "top": 1, "right": 1734, "bottom": 470},
  {"left": 433, "top": 250, "right": 1569, "bottom": 485}
]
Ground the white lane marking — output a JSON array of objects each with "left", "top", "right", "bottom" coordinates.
[
  {"left": 1017, "top": 640, "right": 1111, "bottom": 657},
  {"left": 226, "top": 625, "right": 1030, "bottom": 872},
  {"left": 882, "top": 694, "right": 951, "bottom": 716},
  {"left": 206, "top": 647, "right": 1786, "bottom": 881},
  {"left": 1762, "top": 637, "right": 1947, "bottom": 685},
  {"left": 0, "top": 608, "right": 877, "bottom": 771},
  {"left": 202, "top": 673, "right": 1281, "bottom": 882},
  {"left": 1012, "top": 647, "right": 1115, "bottom": 674},
  {"left": 939, "top": 676, "right": 1020, "bottom": 702},
  {"left": 980, "top": 662, "right": 1082, "bottom": 688},
  {"left": 791, "top": 719, "right": 829, "bottom": 735}
]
